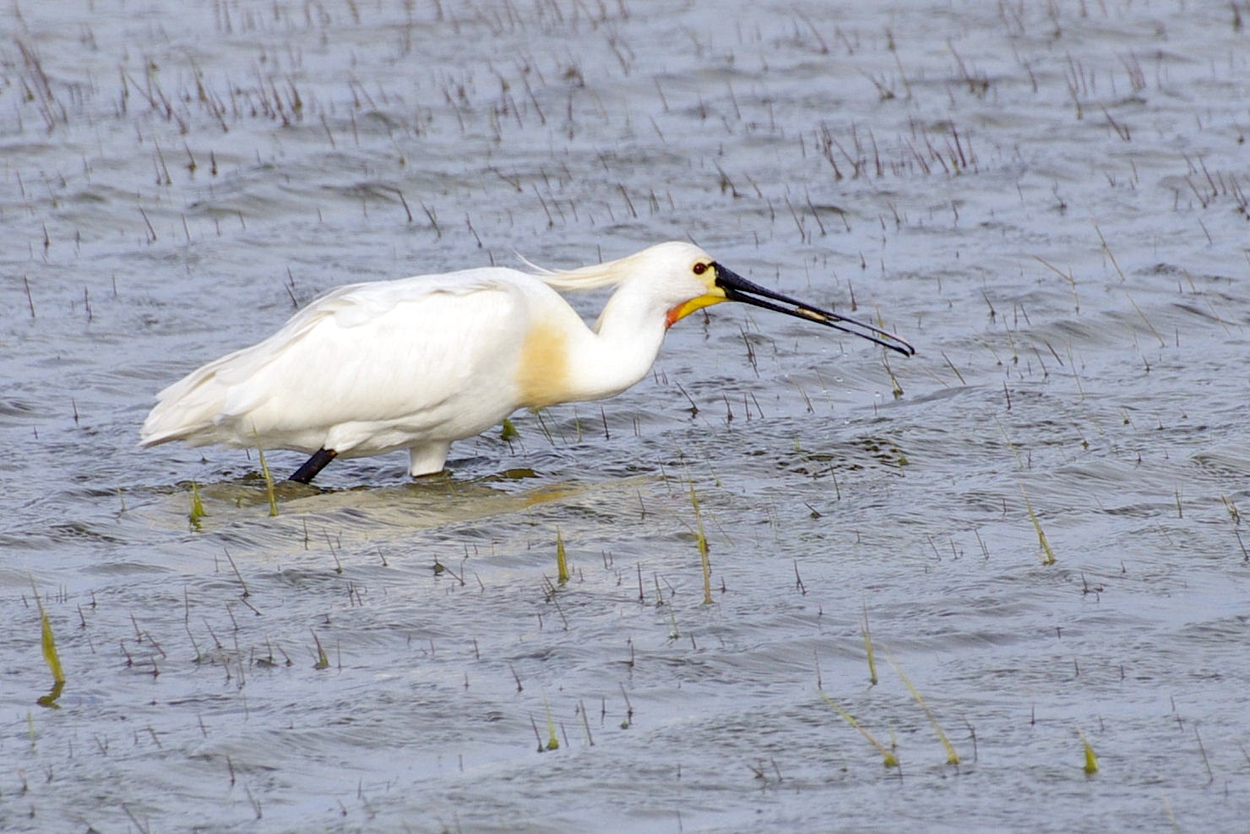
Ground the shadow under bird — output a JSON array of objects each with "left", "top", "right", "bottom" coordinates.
[{"left": 141, "top": 241, "right": 914, "bottom": 483}]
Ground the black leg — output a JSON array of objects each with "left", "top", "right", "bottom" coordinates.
[{"left": 287, "top": 448, "right": 337, "bottom": 484}]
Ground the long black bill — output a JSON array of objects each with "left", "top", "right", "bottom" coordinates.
[{"left": 713, "top": 263, "right": 915, "bottom": 357}]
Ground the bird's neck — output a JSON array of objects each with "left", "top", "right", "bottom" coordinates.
[
  {"left": 518, "top": 284, "right": 668, "bottom": 409},
  {"left": 581, "top": 283, "right": 671, "bottom": 396}
]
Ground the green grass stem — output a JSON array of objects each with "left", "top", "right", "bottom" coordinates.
[
  {"left": 1020, "top": 485, "right": 1056, "bottom": 565},
  {"left": 861, "top": 603, "right": 878, "bottom": 686},
  {"left": 311, "top": 629, "right": 330, "bottom": 670},
  {"left": 886, "top": 654, "right": 959, "bottom": 764},
  {"left": 555, "top": 529, "right": 570, "bottom": 585},
  {"left": 257, "top": 448, "right": 279, "bottom": 517},
  {"left": 33, "top": 582, "right": 65, "bottom": 686},
  {"left": 689, "top": 483, "right": 712, "bottom": 605},
  {"left": 818, "top": 691, "right": 898, "bottom": 768},
  {"left": 189, "top": 482, "right": 206, "bottom": 530},
  {"left": 543, "top": 692, "right": 559, "bottom": 750},
  {"left": 1078, "top": 726, "right": 1099, "bottom": 775}
]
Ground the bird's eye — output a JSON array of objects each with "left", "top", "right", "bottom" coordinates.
[{"left": 692, "top": 262, "right": 708, "bottom": 275}]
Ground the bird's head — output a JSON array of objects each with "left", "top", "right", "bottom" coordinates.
[{"left": 650, "top": 242, "right": 915, "bottom": 357}]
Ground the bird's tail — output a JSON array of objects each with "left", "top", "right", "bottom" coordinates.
[
  {"left": 139, "top": 358, "right": 241, "bottom": 448},
  {"left": 140, "top": 384, "right": 218, "bottom": 447}
]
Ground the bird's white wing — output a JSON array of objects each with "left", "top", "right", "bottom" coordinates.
[{"left": 142, "top": 269, "right": 539, "bottom": 450}]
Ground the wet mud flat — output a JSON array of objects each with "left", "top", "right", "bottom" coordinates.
[{"left": 3, "top": 1, "right": 1250, "bottom": 831}]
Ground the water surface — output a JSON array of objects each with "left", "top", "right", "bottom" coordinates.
[{"left": 3, "top": 1, "right": 1249, "bottom": 831}]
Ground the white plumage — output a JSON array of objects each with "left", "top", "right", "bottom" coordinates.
[{"left": 142, "top": 241, "right": 913, "bottom": 483}]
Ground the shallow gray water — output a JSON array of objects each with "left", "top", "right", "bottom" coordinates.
[{"left": 3, "top": 0, "right": 1250, "bottom": 831}]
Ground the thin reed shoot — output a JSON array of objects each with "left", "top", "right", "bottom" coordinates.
[
  {"left": 257, "top": 448, "right": 279, "bottom": 516},
  {"left": 543, "top": 692, "right": 559, "bottom": 750},
  {"left": 689, "top": 482, "right": 713, "bottom": 604},
  {"left": 32, "top": 580, "right": 66, "bottom": 687},
  {"left": 555, "top": 529, "right": 570, "bottom": 585},
  {"left": 1078, "top": 727, "right": 1099, "bottom": 775},
  {"left": 311, "top": 629, "right": 330, "bottom": 670},
  {"left": 189, "top": 482, "right": 206, "bottom": 530},
  {"left": 1020, "top": 485, "right": 1056, "bottom": 565},
  {"left": 887, "top": 654, "right": 959, "bottom": 764},
  {"left": 861, "top": 602, "right": 878, "bottom": 685},
  {"left": 818, "top": 692, "right": 898, "bottom": 768}
]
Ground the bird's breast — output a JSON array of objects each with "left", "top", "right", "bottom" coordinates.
[{"left": 515, "top": 320, "right": 573, "bottom": 410}]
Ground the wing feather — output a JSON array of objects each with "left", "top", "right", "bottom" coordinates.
[{"left": 141, "top": 269, "right": 538, "bottom": 451}]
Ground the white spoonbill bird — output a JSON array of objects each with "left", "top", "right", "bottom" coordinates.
[{"left": 141, "top": 241, "right": 914, "bottom": 484}]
